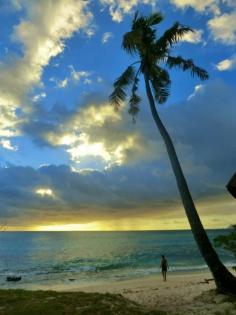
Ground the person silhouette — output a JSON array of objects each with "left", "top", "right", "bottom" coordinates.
[{"left": 160, "top": 255, "right": 168, "bottom": 281}]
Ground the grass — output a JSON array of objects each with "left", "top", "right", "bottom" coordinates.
[{"left": 0, "top": 289, "right": 166, "bottom": 315}]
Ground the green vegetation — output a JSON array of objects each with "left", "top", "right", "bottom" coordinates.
[
  {"left": 0, "top": 289, "right": 166, "bottom": 315},
  {"left": 214, "top": 225, "right": 236, "bottom": 270},
  {"left": 109, "top": 11, "right": 236, "bottom": 294}
]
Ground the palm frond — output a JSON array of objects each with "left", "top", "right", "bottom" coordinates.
[
  {"left": 167, "top": 56, "right": 209, "bottom": 80},
  {"left": 128, "top": 92, "right": 141, "bottom": 116},
  {"left": 122, "top": 30, "right": 141, "bottom": 55},
  {"left": 124, "top": 12, "right": 163, "bottom": 56},
  {"left": 132, "top": 12, "right": 147, "bottom": 30},
  {"left": 156, "top": 22, "right": 193, "bottom": 50},
  {"left": 150, "top": 66, "right": 171, "bottom": 104},
  {"left": 109, "top": 66, "right": 135, "bottom": 110},
  {"left": 145, "top": 12, "right": 163, "bottom": 26},
  {"left": 128, "top": 76, "right": 141, "bottom": 117},
  {"left": 132, "top": 10, "right": 139, "bottom": 26}
]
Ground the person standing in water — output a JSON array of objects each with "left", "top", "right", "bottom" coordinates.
[{"left": 160, "top": 255, "right": 168, "bottom": 281}]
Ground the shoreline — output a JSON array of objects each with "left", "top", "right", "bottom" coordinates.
[
  {"left": 1, "top": 268, "right": 235, "bottom": 290},
  {"left": 0, "top": 268, "right": 215, "bottom": 291}
]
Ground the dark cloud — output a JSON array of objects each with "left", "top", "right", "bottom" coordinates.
[
  {"left": 0, "top": 160, "right": 232, "bottom": 228},
  {"left": 21, "top": 103, "right": 73, "bottom": 146},
  {"left": 0, "top": 163, "right": 178, "bottom": 225},
  {"left": 160, "top": 79, "right": 236, "bottom": 190}
]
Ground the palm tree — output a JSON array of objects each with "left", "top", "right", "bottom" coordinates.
[{"left": 109, "top": 11, "right": 236, "bottom": 294}]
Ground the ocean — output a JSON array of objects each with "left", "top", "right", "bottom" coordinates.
[{"left": 0, "top": 230, "right": 234, "bottom": 289}]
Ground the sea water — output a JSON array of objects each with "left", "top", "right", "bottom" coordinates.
[{"left": 0, "top": 230, "right": 234, "bottom": 288}]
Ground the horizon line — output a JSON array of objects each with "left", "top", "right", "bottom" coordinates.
[{"left": 0, "top": 227, "right": 231, "bottom": 232}]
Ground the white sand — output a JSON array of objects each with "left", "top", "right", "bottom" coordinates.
[{"left": 65, "top": 269, "right": 236, "bottom": 314}]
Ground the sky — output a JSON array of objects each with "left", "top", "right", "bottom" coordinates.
[{"left": 0, "top": 0, "right": 235, "bottom": 231}]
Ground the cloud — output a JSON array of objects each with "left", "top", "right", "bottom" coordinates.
[
  {"left": 0, "top": 164, "right": 177, "bottom": 227},
  {"left": 0, "top": 161, "right": 234, "bottom": 230},
  {"left": 215, "top": 55, "right": 236, "bottom": 71},
  {"left": 50, "top": 68, "right": 91, "bottom": 88},
  {"left": 1, "top": 0, "right": 235, "bottom": 230},
  {"left": 187, "top": 84, "right": 204, "bottom": 100},
  {"left": 97, "top": 76, "right": 103, "bottom": 83},
  {"left": 1, "top": 79, "right": 236, "bottom": 229},
  {"left": 41, "top": 99, "right": 161, "bottom": 168},
  {"left": 0, "top": 139, "right": 17, "bottom": 151},
  {"left": 32, "top": 92, "right": 47, "bottom": 102},
  {"left": 0, "top": 0, "right": 92, "bottom": 139},
  {"left": 181, "top": 29, "right": 203, "bottom": 44},
  {"left": 161, "top": 80, "right": 236, "bottom": 186},
  {"left": 69, "top": 65, "right": 92, "bottom": 83},
  {"left": 84, "top": 78, "right": 92, "bottom": 85},
  {"left": 22, "top": 92, "right": 166, "bottom": 169},
  {"left": 102, "top": 32, "right": 113, "bottom": 44},
  {"left": 21, "top": 79, "right": 236, "bottom": 191},
  {"left": 169, "top": 0, "right": 220, "bottom": 14},
  {"left": 99, "top": 0, "right": 156, "bottom": 22},
  {"left": 208, "top": 11, "right": 236, "bottom": 45},
  {"left": 35, "top": 188, "right": 55, "bottom": 198},
  {"left": 10, "top": 0, "right": 23, "bottom": 10},
  {"left": 57, "top": 78, "right": 69, "bottom": 88},
  {"left": 170, "top": 0, "right": 236, "bottom": 45}
]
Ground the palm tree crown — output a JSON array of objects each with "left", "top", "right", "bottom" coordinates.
[{"left": 110, "top": 11, "right": 209, "bottom": 116}]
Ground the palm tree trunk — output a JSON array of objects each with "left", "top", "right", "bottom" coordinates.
[{"left": 144, "top": 73, "right": 236, "bottom": 294}]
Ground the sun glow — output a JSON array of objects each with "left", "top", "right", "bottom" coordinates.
[
  {"left": 35, "top": 188, "right": 54, "bottom": 197},
  {"left": 67, "top": 133, "right": 111, "bottom": 163},
  {"left": 32, "top": 220, "right": 188, "bottom": 232},
  {"left": 33, "top": 222, "right": 104, "bottom": 231}
]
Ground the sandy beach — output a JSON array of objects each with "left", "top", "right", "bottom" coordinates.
[
  {"left": 8, "top": 269, "right": 234, "bottom": 315},
  {"left": 71, "top": 270, "right": 236, "bottom": 314}
]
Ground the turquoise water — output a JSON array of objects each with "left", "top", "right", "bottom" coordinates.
[{"left": 0, "top": 230, "right": 234, "bottom": 287}]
